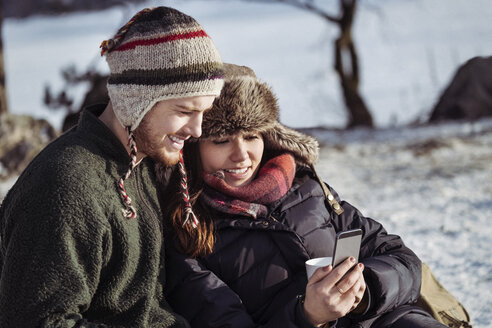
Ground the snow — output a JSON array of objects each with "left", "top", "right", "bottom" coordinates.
[
  {"left": 2, "top": 0, "right": 492, "bottom": 326},
  {"left": 312, "top": 119, "right": 492, "bottom": 327}
]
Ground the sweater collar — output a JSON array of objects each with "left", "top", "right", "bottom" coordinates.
[{"left": 76, "top": 104, "right": 133, "bottom": 164}]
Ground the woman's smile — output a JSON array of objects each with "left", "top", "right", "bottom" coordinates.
[{"left": 199, "top": 132, "right": 264, "bottom": 187}]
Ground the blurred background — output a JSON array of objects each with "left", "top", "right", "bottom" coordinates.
[
  {"left": 3, "top": 0, "right": 492, "bottom": 131},
  {"left": 1, "top": 0, "right": 492, "bottom": 326}
]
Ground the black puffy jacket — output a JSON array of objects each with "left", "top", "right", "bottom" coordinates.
[{"left": 165, "top": 167, "right": 424, "bottom": 327}]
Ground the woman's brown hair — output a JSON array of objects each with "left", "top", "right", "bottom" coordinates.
[
  {"left": 162, "top": 135, "right": 287, "bottom": 257},
  {"left": 162, "top": 141, "right": 216, "bottom": 258}
]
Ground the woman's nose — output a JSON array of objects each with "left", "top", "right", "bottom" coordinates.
[{"left": 230, "top": 140, "right": 248, "bottom": 162}]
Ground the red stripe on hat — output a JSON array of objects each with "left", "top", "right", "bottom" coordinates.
[{"left": 114, "top": 30, "right": 209, "bottom": 52}]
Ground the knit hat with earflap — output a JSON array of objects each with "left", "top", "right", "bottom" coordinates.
[
  {"left": 100, "top": 7, "right": 224, "bottom": 219},
  {"left": 101, "top": 6, "right": 224, "bottom": 131},
  {"left": 201, "top": 63, "right": 319, "bottom": 167}
]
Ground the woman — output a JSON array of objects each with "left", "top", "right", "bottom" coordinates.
[{"left": 159, "top": 64, "right": 447, "bottom": 328}]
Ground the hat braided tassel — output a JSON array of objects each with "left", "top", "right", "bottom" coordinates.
[
  {"left": 100, "top": 7, "right": 153, "bottom": 56},
  {"left": 179, "top": 150, "right": 198, "bottom": 228},
  {"left": 118, "top": 127, "right": 138, "bottom": 219}
]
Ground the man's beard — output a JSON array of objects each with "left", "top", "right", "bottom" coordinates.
[{"left": 133, "top": 121, "right": 180, "bottom": 166}]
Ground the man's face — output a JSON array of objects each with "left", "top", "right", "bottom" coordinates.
[{"left": 133, "top": 95, "right": 215, "bottom": 165}]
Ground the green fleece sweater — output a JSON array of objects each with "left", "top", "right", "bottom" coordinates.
[{"left": 0, "top": 106, "right": 188, "bottom": 328}]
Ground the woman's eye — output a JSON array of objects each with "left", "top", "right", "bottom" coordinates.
[
  {"left": 212, "top": 139, "right": 228, "bottom": 145},
  {"left": 245, "top": 135, "right": 259, "bottom": 140}
]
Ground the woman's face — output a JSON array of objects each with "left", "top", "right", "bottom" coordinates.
[{"left": 199, "top": 132, "right": 264, "bottom": 187}]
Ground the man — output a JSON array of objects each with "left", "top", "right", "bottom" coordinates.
[{"left": 0, "top": 7, "right": 223, "bottom": 327}]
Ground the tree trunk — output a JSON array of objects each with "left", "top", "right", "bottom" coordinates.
[
  {"left": 0, "top": 0, "right": 8, "bottom": 114},
  {"left": 334, "top": 0, "right": 372, "bottom": 128}
]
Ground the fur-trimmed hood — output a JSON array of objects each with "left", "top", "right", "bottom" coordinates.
[{"left": 200, "top": 63, "right": 319, "bottom": 166}]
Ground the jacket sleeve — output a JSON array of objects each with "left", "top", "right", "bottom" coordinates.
[
  {"left": 328, "top": 185, "right": 422, "bottom": 321},
  {"left": 165, "top": 243, "right": 317, "bottom": 328},
  {"left": 0, "top": 177, "right": 110, "bottom": 328}
]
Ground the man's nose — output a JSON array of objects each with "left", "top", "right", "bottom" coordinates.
[{"left": 186, "top": 113, "right": 203, "bottom": 138}]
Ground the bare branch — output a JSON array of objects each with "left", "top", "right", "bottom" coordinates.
[
  {"left": 247, "top": 0, "right": 340, "bottom": 23},
  {"left": 239, "top": 0, "right": 373, "bottom": 128}
]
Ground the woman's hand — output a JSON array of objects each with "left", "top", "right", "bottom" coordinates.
[{"left": 303, "top": 257, "right": 366, "bottom": 326}]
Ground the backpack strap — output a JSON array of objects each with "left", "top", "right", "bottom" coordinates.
[
  {"left": 310, "top": 165, "right": 344, "bottom": 215},
  {"left": 417, "top": 263, "right": 472, "bottom": 328}
]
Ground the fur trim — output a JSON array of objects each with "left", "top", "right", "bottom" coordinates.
[
  {"left": 222, "top": 63, "right": 256, "bottom": 80},
  {"left": 201, "top": 77, "right": 278, "bottom": 138},
  {"left": 265, "top": 122, "right": 318, "bottom": 166},
  {"left": 201, "top": 64, "right": 319, "bottom": 166}
]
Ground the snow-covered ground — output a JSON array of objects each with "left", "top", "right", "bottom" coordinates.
[
  {"left": 313, "top": 119, "right": 492, "bottom": 328},
  {"left": 2, "top": 0, "right": 492, "bottom": 326}
]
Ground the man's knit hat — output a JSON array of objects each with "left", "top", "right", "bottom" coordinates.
[
  {"left": 100, "top": 6, "right": 224, "bottom": 131},
  {"left": 100, "top": 7, "right": 224, "bottom": 220},
  {"left": 201, "top": 63, "right": 319, "bottom": 166}
]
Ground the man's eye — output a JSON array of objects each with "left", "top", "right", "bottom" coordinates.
[
  {"left": 212, "top": 139, "right": 228, "bottom": 145},
  {"left": 245, "top": 135, "right": 259, "bottom": 140}
]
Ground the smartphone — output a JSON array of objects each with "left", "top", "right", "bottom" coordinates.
[{"left": 332, "top": 228, "right": 362, "bottom": 267}]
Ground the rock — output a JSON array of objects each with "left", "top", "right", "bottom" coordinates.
[
  {"left": 429, "top": 56, "right": 492, "bottom": 122},
  {"left": 0, "top": 113, "right": 58, "bottom": 180}
]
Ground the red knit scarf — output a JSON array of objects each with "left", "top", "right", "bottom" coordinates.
[{"left": 201, "top": 153, "right": 296, "bottom": 219}]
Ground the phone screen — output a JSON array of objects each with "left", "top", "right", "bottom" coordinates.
[{"left": 332, "top": 228, "right": 362, "bottom": 267}]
